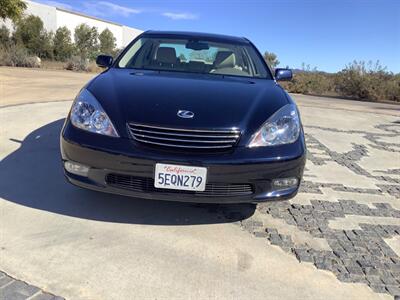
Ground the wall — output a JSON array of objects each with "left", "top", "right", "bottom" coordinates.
[
  {"left": 0, "top": 0, "right": 142, "bottom": 48},
  {"left": 122, "top": 26, "right": 143, "bottom": 46},
  {"left": 25, "top": 0, "right": 57, "bottom": 32}
]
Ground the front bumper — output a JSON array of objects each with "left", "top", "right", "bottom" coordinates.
[{"left": 61, "top": 124, "right": 306, "bottom": 203}]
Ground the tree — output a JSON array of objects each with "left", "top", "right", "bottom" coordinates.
[
  {"left": 74, "top": 23, "right": 99, "bottom": 60},
  {"left": 263, "top": 51, "right": 280, "bottom": 69},
  {"left": 0, "top": 0, "right": 27, "bottom": 21},
  {"left": 0, "top": 25, "right": 11, "bottom": 45},
  {"left": 13, "top": 14, "right": 53, "bottom": 58},
  {"left": 178, "top": 53, "right": 186, "bottom": 62},
  {"left": 14, "top": 15, "right": 43, "bottom": 52},
  {"left": 53, "top": 26, "right": 73, "bottom": 61},
  {"left": 39, "top": 30, "right": 54, "bottom": 59},
  {"left": 99, "top": 28, "right": 116, "bottom": 55},
  {"left": 189, "top": 50, "right": 217, "bottom": 63}
]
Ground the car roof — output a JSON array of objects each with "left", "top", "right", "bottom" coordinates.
[{"left": 142, "top": 30, "right": 250, "bottom": 44}]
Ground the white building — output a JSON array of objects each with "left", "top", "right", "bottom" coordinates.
[{"left": 1, "top": 0, "right": 143, "bottom": 48}]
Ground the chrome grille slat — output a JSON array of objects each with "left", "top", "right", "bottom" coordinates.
[
  {"left": 129, "top": 127, "right": 239, "bottom": 139},
  {"left": 132, "top": 133, "right": 237, "bottom": 144},
  {"left": 128, "top": 122, "right": 240, "bottom": 150},
  {"left": 130, "top": 123, "right": 239, "bottom": 133},
  {"left": 132, "top": 137, "right": 234, "bottom": 149}
]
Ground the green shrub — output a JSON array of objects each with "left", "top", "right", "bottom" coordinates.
[
  {"left": 64, "top": 55, "right": 89, "bottom": 71},
  {"left": 384, "top": 74, "right": 400, "bottom": 102},
  {"left": 281, "top": 72, "right": 335, "bottom": 95},
  {"left": 335, "top": 61, "right": 400, "bottom": 102},
  {"left": 279, "top": 61, "right": 399, "bottom": 102},
  {"left": 0, "top": 43, "right": 41, "bottom": 67}
]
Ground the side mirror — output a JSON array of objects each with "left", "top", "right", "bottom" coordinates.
[
  {"left": 275, "top": 68, "right": 293, "bottom": 81},
  {"left": 96, "top": 55, "right": 113, "bottom": 68}
]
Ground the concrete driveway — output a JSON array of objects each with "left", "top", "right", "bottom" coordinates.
[{"left": 0, "top": 67, "right": 399, "bottom": 299}]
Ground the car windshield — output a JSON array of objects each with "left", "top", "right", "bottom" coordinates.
[{"left": 117, "top": 36, "right": 271, "bottom": 79}]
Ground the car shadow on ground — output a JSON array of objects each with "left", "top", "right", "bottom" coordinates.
[{"left": 0, "top": 119, "right": 255, "bottom": 225}]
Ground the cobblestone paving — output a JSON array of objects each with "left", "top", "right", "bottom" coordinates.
[
  {"left": 237, "top": 122, "right": 400, "bottom": 298},
  {"left": 0, "top": 271, "right": 64, "bottom": 300}
]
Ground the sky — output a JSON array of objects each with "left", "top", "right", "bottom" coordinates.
[{"left": 37, "top": 0, "right": 400, "bottom": 73}]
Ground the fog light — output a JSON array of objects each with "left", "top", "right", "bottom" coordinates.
[
  {"left": 273, "top": 177, "right": 298, "bottom": 189},
  {"left": 64, "top": 161, "right": 90, "bottom": 176}
]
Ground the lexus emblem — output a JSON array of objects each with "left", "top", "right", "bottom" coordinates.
[{"left": 177, "top": 110, "right": 194, "bottom": 119}]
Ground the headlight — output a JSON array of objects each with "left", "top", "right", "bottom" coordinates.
[
  {"left": 248, "top": 104, "right": 300, "bottom": 147},
  {"left": 70, "top": 89, "right": 119, "bottom": 137}
]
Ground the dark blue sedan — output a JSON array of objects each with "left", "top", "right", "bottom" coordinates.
[{"left": 60, "top": 31, "right": 306, "bottom": 203}]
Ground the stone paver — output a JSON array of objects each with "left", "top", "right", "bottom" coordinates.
[
  {"left": 0, "top": 272, "right": 64, "bottom": 300},
  {"left": 234, "top": 121, "right": 400, "bottom": 297}
]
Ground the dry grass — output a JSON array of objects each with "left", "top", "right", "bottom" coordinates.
[
  {"left": 40, "top": 60, "right": 65, "bottom": 70},
  {"left": 41, "top": 59, "right": 102, "bottom": 73}
]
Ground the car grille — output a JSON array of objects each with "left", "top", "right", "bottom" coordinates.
[
  {"left": 127, "top": 123, "right": 240, "bottom": 149},
  {"left": 105, "top": 173, "right": 253, "bottom": 197}
]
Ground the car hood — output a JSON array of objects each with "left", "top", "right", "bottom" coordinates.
[{"left": 88, "top": 69, "right": 289, "bottom": 142}]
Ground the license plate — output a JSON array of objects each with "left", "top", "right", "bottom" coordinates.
[{"left": 154, "top": 163, "right": 207, "bottom": 191}]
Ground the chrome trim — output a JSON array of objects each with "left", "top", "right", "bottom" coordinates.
[
  {"left": 133, "top": 133, "right": 237, "bottom": 144},
  {"left": 128, "top": 127, "right": 239, "bottom": 138},
  {"left": 128, "top": 122, "right": 241, "bottom": 149},
  {"left": 177, "top": 110, "right": 194, "bottom": 119},
  {"left": 132, "top": 136, "right": 233, "bottom": 149},
  {"left": 129, "top": 122, "right": 240, "bottom": 134}
]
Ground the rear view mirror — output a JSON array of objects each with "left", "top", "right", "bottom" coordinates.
[
  {"left": 96, "top": 55, "right": 113, "bottom": 68},
  {"left": 185, "top": 41, "right": 209, "bottom": 51},
  {"left": 275, "top": 68, "right": 293, "bottom": 81}
]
